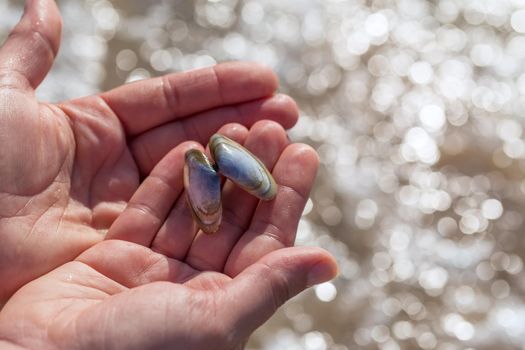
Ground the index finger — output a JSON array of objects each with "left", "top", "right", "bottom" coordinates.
[{"left": 101, "top": 61, "right": 279, "bottom": 136}]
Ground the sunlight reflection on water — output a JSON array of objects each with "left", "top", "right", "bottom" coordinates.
[{"left": 3, "top": 0, "right": 525, "bottom": 348}]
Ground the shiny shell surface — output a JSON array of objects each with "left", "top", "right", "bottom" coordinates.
[
  {"left": 209, "top": 134, "right": 277, "bottom": 201},
  {"left": 183, "top": 149, "right": 222, "bottom": 234}
]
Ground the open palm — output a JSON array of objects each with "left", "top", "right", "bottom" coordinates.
[
  {"left": 0, "top": 0, "right": 299, "bottom": 302},
  {"left": 0, "top": 118, "right": 339, "bottom": 349},
  {"left": 0, "top": 239, "right": 336, "bottom": 350}
]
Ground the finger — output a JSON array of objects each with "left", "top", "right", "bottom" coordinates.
[
  {"left": 131, "top": 93, "right": 298, "bottom": 173},
  {"left": 224, "top": 144, "right": 320, "bottom": 277},
  {"left": 106, "top": 141, "right": 203, "bottom": 246},
  {"left": 224, "top": 247, "right": 338, "bottom": 340},
  {"left": 0, "top": 0, "right": 61, "bottom": 90},
  {"left": 150, "top": 123, "right": 249, "bottom": 260},
  {"left": 185, "top": 121, "right": 289, "bottom": 272},
  {"left": 76, "top": 240, "right": 199, "bottom": 288},
  {"left": 102, "top": 61, "right": 280, "bottom": 136}
]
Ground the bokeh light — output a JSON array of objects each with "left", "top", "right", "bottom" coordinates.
[{"left": 2, "top": 0, "right": 525, "bottom": 349}]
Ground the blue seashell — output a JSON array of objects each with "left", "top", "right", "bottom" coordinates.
[
  {"left": 209, "top": 134, "right": 277, "bottom": 201},
  {"left": 183, "top": 149, "right": 222, "bottom": 234}
]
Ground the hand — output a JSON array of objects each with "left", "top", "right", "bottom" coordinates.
[
  {"left": 0, "top": 121, "right": 338, "bottom": 350},
  {"left": 0, "top": 0, "right": 297, "bottom": 302},
  {"left": 0, "top": 241, "right": 337, "bottom": 350}
]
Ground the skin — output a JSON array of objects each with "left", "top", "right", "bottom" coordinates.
[
  {"left": 0, "top": 0, "right": 299, "bottom": 302},
  {"left": 0, "top": 1, "right": 338, "bottom": 348}
]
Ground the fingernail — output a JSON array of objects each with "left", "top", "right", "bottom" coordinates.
[{"left": 307, "top": 262, "right": 338, "bottom": 287}]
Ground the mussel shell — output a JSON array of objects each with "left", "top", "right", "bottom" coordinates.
[
  {"left": 183, "top": 149, "right": 222, "bottom": 234},
  {"left": 209, "top": 134, "right": 277, "bottom": 201}
]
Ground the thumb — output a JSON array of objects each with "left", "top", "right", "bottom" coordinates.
[
  {"left": 224, "top": 247, "right": 338, "bottom": 340},
  {"left": 0, "top": 0, "right": 62, "bottom": 90}
]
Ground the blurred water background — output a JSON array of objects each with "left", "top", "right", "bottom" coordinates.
[{"left": 3, "top": 0, "right": 525, "bottom": 349}]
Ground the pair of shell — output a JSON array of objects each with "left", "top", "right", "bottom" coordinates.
[{"left": 183, "top": 134, "right": 277, "bottom": 234}]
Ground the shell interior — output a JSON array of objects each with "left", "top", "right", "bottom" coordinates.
[{"left": 184, "top": 149, "right": 222, "bottom": 233}]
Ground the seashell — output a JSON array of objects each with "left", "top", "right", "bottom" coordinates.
[
  {"left": 183, "top": 149, "right": 222, "bottom": 234},
  {"left": 209, "top": 134, "right": 277, "bottom": 201}
]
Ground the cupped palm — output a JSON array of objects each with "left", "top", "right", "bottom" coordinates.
[
  {"left": 0, "top": 239, "right": 336, "bottom": 350},
  {"left": 0, "top": 0, "right": 297, "bottom": 302}
]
